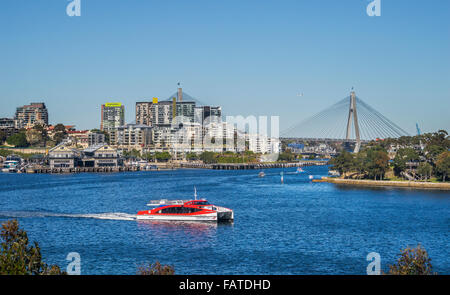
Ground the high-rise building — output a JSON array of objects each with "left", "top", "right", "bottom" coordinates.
[
  {"left": 135, "top": 101, "right": 153, "bottom": 126},
  {"left": 175, "top": 101, "right": 196, "bottom": 122},
  {"left": 194, "top": 106, "right": 222, "bottom": 124},
  {"left": 152, "top": 101, "right": 173, "bottom": 126},
  {"left": 100, "top": 103, "right": 125, "bottom": 133},
  {"left": 0, "top": 118, "right": 18, "bottom": 139},
  {"left": 111, "top": 124, "right": 153, "bottom": 148},
  {"left": 15, "top": 102, "right": 48, "bottom": 128}
]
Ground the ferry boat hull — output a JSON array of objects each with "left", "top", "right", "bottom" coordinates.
[{"left": 137, "top": 200, "right": 234, "bottom": 223}]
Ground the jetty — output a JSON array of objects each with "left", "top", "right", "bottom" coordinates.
[
  {"left": 20, "top": 160, "right": 328, "bottom": 173},
  {"left": 181, "top": 161, "right": 327, "bottom": 170}
]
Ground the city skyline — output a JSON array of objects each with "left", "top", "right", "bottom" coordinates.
[{"left": 1, "top": 0, "right": 449, "bottom": 133}]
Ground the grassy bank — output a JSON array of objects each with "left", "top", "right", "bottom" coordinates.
[{"left": 319, "top": 177, "right": 450, "bottom": 190}]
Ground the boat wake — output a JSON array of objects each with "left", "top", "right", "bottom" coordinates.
[{"left": 0, "top": 211, "right": 137, "bottom": 221}]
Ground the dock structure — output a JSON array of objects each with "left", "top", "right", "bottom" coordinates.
[
  {"left": 22, "top": 160, "right": 328, "bottom": 173},
  {"left": 28, "top": 166, "right": 142, "bottom": 174},
  {"left": 181, "top": 161, "right": 327, "bottom": 170}
]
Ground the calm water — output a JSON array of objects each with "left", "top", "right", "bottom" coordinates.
[{"left": 0, "top": 166, "right": 449, "bottom": 275}]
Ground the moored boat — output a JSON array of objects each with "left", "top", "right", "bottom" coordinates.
[{"left": 2, "top": 160, "right": 20, "bottom": 173}]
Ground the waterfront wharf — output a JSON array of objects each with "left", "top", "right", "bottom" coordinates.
[
  {"left": 181, "top": 161, "right": 327, "bottom": 170},
  {"left": 21, "top": 160, "right": 328, "bottom": 173}
]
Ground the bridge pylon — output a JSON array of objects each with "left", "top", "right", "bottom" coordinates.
[{"left": 345, "top": 91, "right": 361, "bottom": 153}]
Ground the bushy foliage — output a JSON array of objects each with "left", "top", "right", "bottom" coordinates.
[
  {"left": 137, "top": 261, "right": 175, "bottom": 275},
  {"left": 6, "top": 132, "right": 29, "bottom": 147},
  {"left": 186, "top": 152, "right": 199, "bottom": 161},
  {"left": 387, "top": 245, "right": 435, "bottom": 275},
  {"left": 0, "top": 220, "right": 66, "bottom": 275},
  {"left": 200, "top": 151, "right": 217, "bottom": 164},
  {"left": 277, "top": 151, "right": 295, "bottom": 162},
  {"left": 435, "top": 151, "right": 450, "bottom": 182},
  {"left": 393, "top": 148, "right": 419, "bottom": 176},
  {"left": 365, "top": 146, "right": 389, "bottom": 180}
]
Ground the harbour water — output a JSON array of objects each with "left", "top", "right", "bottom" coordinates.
[{"left": 0, "top": 166, "right": 448, "bottom": 274}]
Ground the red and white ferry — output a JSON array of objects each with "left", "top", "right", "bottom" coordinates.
[{"left": 136, "top": 190, "right": 233, "bottom": 222}]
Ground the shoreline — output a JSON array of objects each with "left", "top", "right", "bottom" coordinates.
[
  {"left": 318, "top": 177, "right": 450, "bottom": 191},
  {"left": 3, "top": 161, "right": 327, "bottom": 174}
]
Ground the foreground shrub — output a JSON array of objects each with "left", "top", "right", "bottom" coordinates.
[
  {"left": 387, "top": 244, "right": 435, "bottom": 275},
  {"left": 137, "top": 261, "right": 175, "bottom": 275},
  {"left": 0, "top": 219, "right": 66, "bottom": 275}
]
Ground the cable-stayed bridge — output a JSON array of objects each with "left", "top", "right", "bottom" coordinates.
[{"left": 281, "top": 91, "right": 409, "bottom": 152}]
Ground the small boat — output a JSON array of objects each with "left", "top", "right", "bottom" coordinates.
[
  {"left": 296, "top": 167, "right": 305, "bottom": 173},
  {"left": 136, "top": 188, "right": 233, "bottom": 222},
  {"left": 258, "top": 171, "right": 265, "bottom": 178},
  {"left": 328, "top": 170, "right": 340, "bottom": 177},
  {"left": 2, "top": 160, "right": 20, "bottom": 173}
]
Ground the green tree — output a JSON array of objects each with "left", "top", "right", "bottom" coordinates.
[
  {"left": 6, "top": 132, "right": 29, "bottom": 147},
  {"left": 52, "top": 124, "right": 68, "bottom": 145},
  {"left": 353, "top": 151, "right": 367, "bottom": 179},
  {"left": 277, "top": 151, "right": 295, "bottom": 162},
  {"left": 365, "top": 146, "right": 389, "bottom": 180},
  {"left": 393, "top": 148, "right": 419, "bottom": 176},
  {"left": 200, "top": 151, "right": 217, "bottom": 164},
  {"left": 387, "top": 245, "right": 435, "bottom": 275},
  {"left": 0, "top": 130, "right": 7, "bottom": 144},
  {"left": 0, "top": 220, "right": 66, "bottom": 275},
  {"left": 186, "top": 152, "right": 199, "bottom": 161},
  {"left": 33, "top": 124, "right": 49, "bottom": 146},
  {"left": 25, "top": 128, "right": 43, "bottom": 146},
  {"left": 417, "top": 162, "right": 432, "bottom": 181},
  {"left": 155, "top": 152, "right": 171, "bottom": 162},
  {"left": 53, "top": 124, "right": 66, "bottom": 133},
  {"left": 329, "top": 150, "right": 354, "bottom": 177},
  {"left": 435, "top": 151, "right": 450, "bottom": 182}
]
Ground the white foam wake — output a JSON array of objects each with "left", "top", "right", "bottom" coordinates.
[{"left": 0, "top": 211, "right": 137, "bottom": 221}]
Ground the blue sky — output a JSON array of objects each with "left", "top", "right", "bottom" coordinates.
[{"left": 0, "top": 0, "right": 449, "bottom": 134}]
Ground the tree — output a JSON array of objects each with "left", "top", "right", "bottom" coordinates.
[
  {"left": 365, "top": 146, "right": 389, "bottom": 180},
  {"left": 33, "top": 124, "right": 49, "bottom": 147},
  {"left": 393, "top": 148, "right": 419, "bottom": 176},
  {"left": 137, "top": 261, "right": 175, "bottom": 275},
  {"left": 0, "top": 130, "right": 7, "bottom": 144},
  {"left": 6, "top": 132, "right": 29, "bottom": 147},
  {"left": 387, "top": 245, "right": 435, "bottom": 275},
  {"left": 0, "top": 220, "right": 66, "bottom": 275},
  {"left": 53, "top": 132, "right": 67, "bottom": 144},
  {"left": 52, "top": 123, "right": 68, "bottom": 145},
  {"left": 277, "top": 152, "right": 295, "bottom": 162},
  {"left": 53, "top": 124, "right": 66, "bottom": 133},
  {"left": 155, "top": 152, "right": 171, "bottom": 162},
  {"left": 329, "top": 150, "right": 354, "bottom": 177},
  {"left": 26, "top": 128, "right": 43, "bottom": 146},
  {"left": 417, "top": 162, "right": 432, "bottom": 181},
  {"left": 200, "top": 151, "right": 217, "bottom": 164},
  {"left": 435, "top": 151, "right": 450, "bottom": 182},
  {"left": 186, "top": 152, "right": 199, "bottom": 161},
  {"left": 354, "top": 151, "right": 367, "bottom": 179}
]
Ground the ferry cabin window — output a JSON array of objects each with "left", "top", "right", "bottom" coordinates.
[
  {"left": 195, "top": 201, "right": 210, "bottom": 205},
  {"left": 159, "top": 207, "right": 202, "bottom": 214}
]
